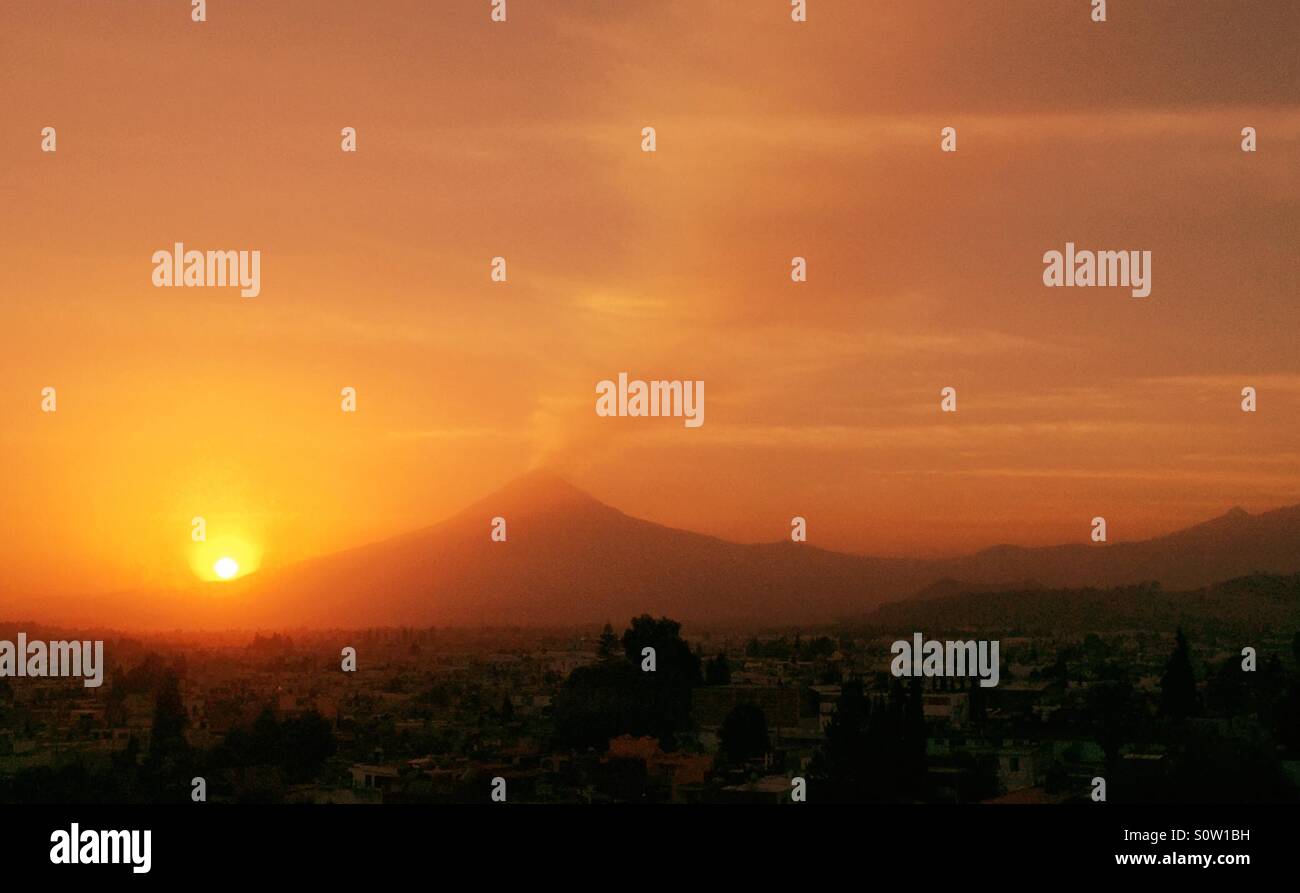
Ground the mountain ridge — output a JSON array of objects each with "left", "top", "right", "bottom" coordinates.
[
  {"left": 203, "top": 472, "right": 1300, "bottom": 628},
  {"left": 51, "top": 472, "right": 1300, "bottom": 630}
]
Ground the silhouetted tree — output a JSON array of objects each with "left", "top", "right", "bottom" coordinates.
[
  {"left": 953, "top": 751, "right": 1000, "bottom": 801},
  {"left": 1118, "top": 726, "right": 1300, "bottom": 803},
  {"left": 816, "top": 678, "right": 928, "bottom": 802},
  {"left": 149, "top": 671, "right": 189, "bottom": 760},
  {"left": 216, "top": 708, "right": 335, "bottom": 787},
  {"left": 1088, "top": 662, "right": 1136, "bottom": 765},
  {"left": 968, "top": 673, "right": 988, "bottom": 724},
  {"left": 278, "top": 712, "right": 337, "bottom": 781},
  {"left": 1159, "top": 629, "right": 1198, "bottom": 720},
  {"left": 819, "top": 678, "right": 870, "bottom": 800},
  {"left": 705, "top": 653, "right": 732, "bottom": 686},
  {"left": 900, "top": 677, "right": 928, "bottom": 797},
  {"left": 552, "top": 660, "right": 640, "bottom": 751},
  {"left": 719, "top": 702, "right": 768, "bottom": 765},
  {"left": 621, "top": 615, "right": 702, "bottom": 748},
  {"left": 596, "top": 622, "right": 620, "bottom": 661},
  {"left": 1206, "top": 654, "right": 1249, "bottom": 718},
  {"left": 1277, "top": 630, "right": 1300, "bottom": 757},
  {"left": 553, "top": 616, "right": 701, "bottom": 751}
]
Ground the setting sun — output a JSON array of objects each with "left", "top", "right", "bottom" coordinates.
[
  {"left": 213, "top": 557, "right": 239, "bottom": 580},
  {"left": 188, "top": 532, "right": 262, "bottom": 583}
]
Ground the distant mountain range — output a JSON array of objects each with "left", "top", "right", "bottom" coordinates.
[
  {"left": 867, "top": 573, "right": 1300, "bottom": 637},
  {"left": 165, "top": 470, "right": 1300, "bottom": 629}
]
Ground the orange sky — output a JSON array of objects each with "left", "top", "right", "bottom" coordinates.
[{"left": 2, "top": 0, "right": 1298, "bottom": 604}]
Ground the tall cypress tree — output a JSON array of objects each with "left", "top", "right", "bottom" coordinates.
[{"left": 1159, "top": 629, "right": 1198, "bottom": 720}]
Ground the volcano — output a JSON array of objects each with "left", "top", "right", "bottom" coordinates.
[
  {"left": 97, "top": 472, "right": 1300, "bottom": 629},
  {"left": 214, "top": 470, "right": 922, "bottom": 627}
]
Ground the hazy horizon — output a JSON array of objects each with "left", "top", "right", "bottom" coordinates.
[
  {"left": 16, "top": 468, "right": 1300, "bottom": 595},
  {"left": 7, "top": 468, "right": 1300, "bottom": 632}
]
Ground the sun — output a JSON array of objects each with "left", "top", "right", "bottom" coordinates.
[
  {"left": 190, "top": 532, "right": 261, "bottom": 583},
  {"left": 213, "top": 557, "right": 239, "bottom": 580}
]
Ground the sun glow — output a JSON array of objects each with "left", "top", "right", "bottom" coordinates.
[{"left": 189, "top": 532, "right": 261, "bottom": 583}]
